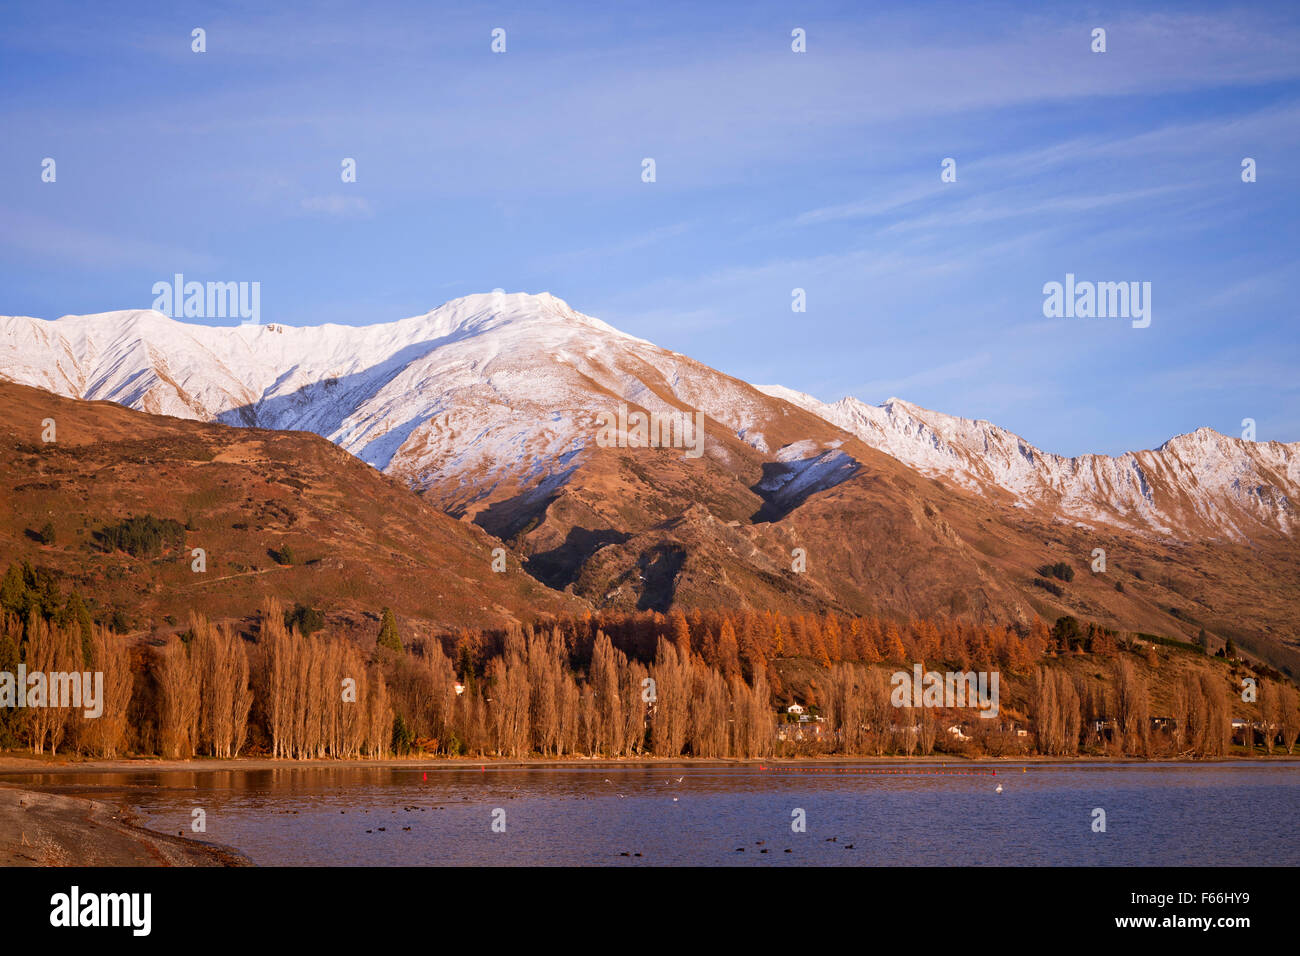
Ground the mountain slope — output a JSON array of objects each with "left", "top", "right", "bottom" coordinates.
[
  {"left": 6, "top": 294, "right": 1296, "bottom": 542},
  {"left": 2, "top": 294, "right": 1298, "bottom": 677},
  {"left": 0, "top": 381, "right": 586, "bottom": 638}
]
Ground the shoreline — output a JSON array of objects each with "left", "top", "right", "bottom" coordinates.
[
  {"left": 0, "top": 784, "right": 249, "bottom": 867},
  {"left": 2, "top": 752, "right": 1297, "bottom": 775}
]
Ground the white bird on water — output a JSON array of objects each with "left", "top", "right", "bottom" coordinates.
[{"left": 995, "top": 783, "right": 1003, "bottom": 793}]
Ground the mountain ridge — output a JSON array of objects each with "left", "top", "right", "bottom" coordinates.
[
  {"left": 3, "top": 293, "right": 1299, "bottom": 678},
  {"left": 4, "top": 293, "right": 1297, "bottom": 544},
  {"left": 756, "top": 384, "right": 1297, "bottom": 541}
]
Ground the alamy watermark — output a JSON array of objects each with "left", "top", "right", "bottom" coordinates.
[
  {"left": 595, "top": 403, "right": 705, "bottom": 459},
  {"left": 151, "top": 273, "right": 261, "bottom": 325},
  {"left": 1042, "top": 273, "right": 1150, "bottom": 328},
  {"left": 50, "top": 886, "right": 150, "bottom": 936},
  {"left": 890, "top": 664, "right": 999, "bottom": 718},
  {"left": 0, "top": 668, "right": 104, "bottom": 718}
]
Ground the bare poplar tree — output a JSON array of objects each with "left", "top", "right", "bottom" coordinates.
[
  {"left": 1277, "top": 684, "right": 1300, "bottom": 754},
  {"left": 1259, "top": 680, "right": 1280, "bottom": 754},
  {"left": 23, "top": 615, "right": 79, "bottom": 755},
  {"left": 191, "top": 615, "right": 253, "bottom": 758},
  {"left": 1114, "top": 657, "right": 1149, "bottom": 756},
  {"left": 1202, "top": 675, "right": 1231, "bottom": 757},
  {"left": 527, "top": 628, "right": 562, "bottom": 755},
  {"left": 557, "top": 668, "right": 581, "bottom": 756},
  {"left": 1032, "top": 666, "right": 1057, "bottom": 755},
  {"left": 621, "top": 659, "right": 649, "bottom": 756},
  {"left": 487, "top": 632, "right": 530, "bottom": 757},
  {"left": 364, "top": 669, "right": 391, "bottom": 757},
  {"left": 82, "top": 625, "right": 133, "bottom": 757},
  {"left": 649, "top": 638, "right": 690, "bottom": 757},
  {"left": 590, "top": 631, "right": 624, "bottom": 756},
  {"left": 155, "top": 638, "right": 200, "bottom": 758},
  {"left": 826, "top": 664, "right": 865, "bottom": 754}
]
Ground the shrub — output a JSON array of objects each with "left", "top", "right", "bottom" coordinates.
[
  {"left": 1036, "top": 561, "right": 1075, "bottom": 583},
  {"left": 1033, "top": 577, "right": 1064, "bottom": 597},
  {"left": 283, "top": 603, "right": 325, "bottom": 637},
  {"left": 1051, "top": 615, "right": 1083, "bottom": 650},
  {"left": 95, "top": 515, "right": 185, "bottom": 557}
]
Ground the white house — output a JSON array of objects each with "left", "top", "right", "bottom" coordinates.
[{"left": 787, "top": 703, "right": 805, "bottom": 715}]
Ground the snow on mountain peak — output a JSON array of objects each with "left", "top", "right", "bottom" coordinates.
[
  {"left": 0, "top": 293, "right": 754, "bottom": 507},
  {"left": 2, "top": 295, "right": 1295, "bottom": 543},
  {"left": 756, "top": 384, "right": 1297, "bottom": 539}
]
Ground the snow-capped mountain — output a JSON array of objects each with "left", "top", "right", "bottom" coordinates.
[
  {"left": 2, "top": 292, "right": 1296, "bottom": 542},
  {"left": 5, "top": 293, "right": 1300, "bottom": 672},
  {"left": 0, "top": 293, "right": 788, "bottom": 513},
  {"left": 758, "top": 385, "right": 1298, "bottom": 540}
]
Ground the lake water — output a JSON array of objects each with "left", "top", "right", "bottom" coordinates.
[{"left": 4, "top": 761, "right": 1297, "bottom": 866}]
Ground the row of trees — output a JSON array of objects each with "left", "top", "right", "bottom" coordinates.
[
  {"left": 153, "top": 615, "right": 254, "bottom": 758},
  {"left": 257, "top": 600, "right": 391, "bottom": 759},
  {"left": 0, "top": 611, "right": 132, "bottom": 756},
  {"left": 820, "top": 664, "right": 939, "bottom": 756},
  {"left": 1032, "top": 661, "right": 1300, "bottom": 758},
  {"left": 533, "top": 608, "right": 1058, "bottom": 682},
  {"left": 386, "top": 627, "right": 773, "bottom": 759},
  {"left": 1, "top": 563, "right": 1297, "bottom": 758},
  {"left": 456, "top": 609, "right": 1171, "bottom": 697}
]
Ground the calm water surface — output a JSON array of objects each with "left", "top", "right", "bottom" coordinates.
[{"left": 4, "top": 762, "right": 1297, "bottom": 866}]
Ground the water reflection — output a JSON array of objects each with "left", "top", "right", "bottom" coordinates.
[{"left": 3, "top": 762, "right": 1296, "bottom": 866}]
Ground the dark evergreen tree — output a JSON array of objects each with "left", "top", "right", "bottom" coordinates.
[
  {"left": 283, "top": 603, "right": 325, "bottom": 637},
  {"left": 377, "top": 607, "right": 403, "bottom": 652},
  {"left": 392, "top": 712, "right": 414, "bottom": 753}
]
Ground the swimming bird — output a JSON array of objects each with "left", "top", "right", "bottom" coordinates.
[{"left": 995, "top": 783, "right": 1003, "bottom": 793}]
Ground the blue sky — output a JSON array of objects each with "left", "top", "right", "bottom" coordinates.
[{"left": 2, "top": 0, "right": 1297, "bottom": 456}]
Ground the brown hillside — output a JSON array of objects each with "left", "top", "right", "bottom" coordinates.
[{"left": 0, "top": 381, "right": 588, "bottom": 639}]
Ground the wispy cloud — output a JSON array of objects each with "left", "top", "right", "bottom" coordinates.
[{"left": 2, "top": 0, "right": 1298, "bottom": 454}]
